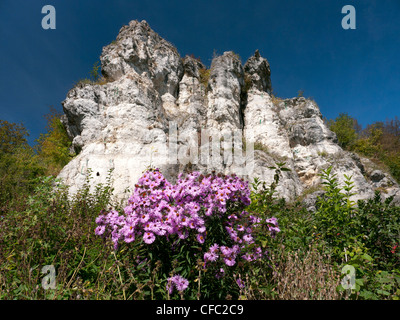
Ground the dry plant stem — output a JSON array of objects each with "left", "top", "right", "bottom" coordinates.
[
  {"left": 96, "top": 259, "right": 108, "bottom": 299},
  {"left": 149, "top": 273, "right": 156, "bottom": 300},
  {"left": 51, "top": 234, "right": 71, "bottom": 265},
  {"left": 127, "top": 285, "right": 143, "bottom": 300},
  {"left": 66, "top": 246, "right": 87, "bottom": 289},
  {"left": 197, "top": 270, "right": 201, "bottom": 300},
  {"left": 112, "top": 251, "right": 126, "bottom": 300}
]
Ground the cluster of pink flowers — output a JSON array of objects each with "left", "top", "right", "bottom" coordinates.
[
  {"left": 166, "top": 274, "right": 189, "bottom": 294},
  {"left": 95, "top": 168, "right": 280, "bottom": 269},
  {"left": 202, "top": 214, "right": 280, "bottom": 267}
]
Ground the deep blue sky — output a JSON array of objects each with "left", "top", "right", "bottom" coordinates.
[{"left": 0, "top": 0, "right": 399, "bottom": 145}]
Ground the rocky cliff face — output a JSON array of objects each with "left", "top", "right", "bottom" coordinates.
[{"left": 59, "top": 20, "right": 400, "bottom": 206}]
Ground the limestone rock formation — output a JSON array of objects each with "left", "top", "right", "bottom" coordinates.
[{"left": 58, "top": 20, "right": 400, "bottom": 205}]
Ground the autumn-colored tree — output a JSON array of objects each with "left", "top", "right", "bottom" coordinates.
[
  {"left": 353, "top": 124, "right": 384, "bottom": 158},
  {"left": 379, "top": 118, "right": 400, "bottom": 182},
  {"left": 0, "top": 120, "right": 28, "bottom": 154},
  {"left": 328, "top": 114, "right": 400, "bottom": 183},
  {"left": 35, "top": 108, "right": 75, "bottom": 176},
  {"left": 352, "top": 119, "right": 400, "bottom": 183}
]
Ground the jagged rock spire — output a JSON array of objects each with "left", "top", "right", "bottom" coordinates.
[{"left": 244, "top": 50, "right": 272, "bottom": 93}]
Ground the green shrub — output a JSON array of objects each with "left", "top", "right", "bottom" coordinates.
[
  {"left": 0, "top": 170, "right": 120, "bottom": 299},
  {"left": 328, "top": 113, "right": 358, "bottom": 149},
  {"left": 313, "top": 167, "right": 358, "bottom": 259}
]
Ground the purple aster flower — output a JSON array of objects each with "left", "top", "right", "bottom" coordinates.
[
  {"left": 228, "top": 214, "right": 238, "bottom": 221},
  {"left": 167, "top": 275, "right": 189, "bottom": 294},
  {"left": 177, "top": 229, "right": 189, "bottom": 240},
  {"left": 95, "top": 225, "right": 106, "bottom": 236},
  {"left": 140, "top": 213, "right": 150, "bottom": 224},
  {"left": 143, "top": 232, "right": 156, "bottom": 244},
  {"left": 95, "top": 215, "right": 106, "bottom": 225},
  {"left": 204, "top": 251, "right": 218, "bottom": 262},
  {"left": 232, "top": 245, "right": 240, "bottom": 254},
  {"left": 143, "top": 221, "right": 155, "bottom": 231},
  {"left": 243, "top": 234, "right": 254, "bottom": 244},
  {"left": 94, "top": 169, "right": 258, "bottom": 274},
  {"left": 174, "top": 275, "right": 189, "bottom": 292},
  {"left": 266, "top": 217, "right": 278, "bottom": 226},
  {"left": 121, "top": 224, "right": 135, "bottom": 237},
  {"left": 205, "top": 207, "right": 214, "bottom": 216},
  {"left": 265, "top": 217, "right": 280, "bottom": 235},
  {"left": 188, "top": 220, "right": 197, "bottom": 229},
  {"left": 269, "top": 226, "right": 281, "bottom": 238},
  {"left": 255, "top": 246, "right": 262, "bottom": 255},
  {"left": 249, "top": 215, "right": 261, "bottom": 224},
  {"left": 220, "top": 246, "right": 231, "bottom": 256},
  {"left": 179, "top": 215, "right": 189, "bottom": 227},
  {"left": 242, "top": 253, "right": 254, "bottom": 261},
  {"left": 224, "top": 256, "right": 236, "bottom": 266},
  {"left": 124, "top": 232, "right": 135, "bottom": 243},
  {"left": 152, "top": 223, "right": 167, "bottom": 236},
  {"left": 209, "top": 243, "right": 219, "bottom": 253},
  {"left": 196, "top": 233, "right": 205, "bottom": 244},
  {"left": 236, "top": 278, "right": 245, "bottom": 289}
]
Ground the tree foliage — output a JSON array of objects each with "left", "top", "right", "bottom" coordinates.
[
  {"left": 328, "top": 113, "right": 358, "bottom": 149},
  {"left": 0, "top": 120, "right": 44, "bottom": 205},
  {"left": 35, "top": 108, "right": 75, "bottom": 176},
  {"left": 0, "top": 109, "right": 74, "bottom": 206},
  {"left": 329, "top": 114, "right": 400, "bottom": 183}
]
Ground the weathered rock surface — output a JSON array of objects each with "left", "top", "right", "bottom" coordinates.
[{"left": 58, "top": 20, "right": 400, "bottom": 205}]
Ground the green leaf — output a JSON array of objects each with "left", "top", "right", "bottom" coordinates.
[
  {"left": 355, "top": 278, "right": 364, "bottom": 286},
  {"left": 377, "top": 290, "right": 391, "bottom": 296},
  {"left": 361, "top": 253, "right": 373, "bottom": 262}
]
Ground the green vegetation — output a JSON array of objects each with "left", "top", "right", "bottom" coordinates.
[
  {"left": 328, "top": 113, "right": 400, "bottom": 183},
  {"left": 270, "top": 89, "right": 284, "bottom": 107},
  {"left": 1, "top": 155, "right": 398, "bottom": 300},
  {"left": 0, "top": 120, "right": 44, "bottom": 206},
  {"left": 253, "top": 141, "right": 269, "bottom": 153},
  {"left": 0, "top": 110, "right": 399, "bottom": 300},
  {"left": 0, "top": 109, "right": 74, "bottom": 207},
  {"left": 327, "top": 113, "right": 358, "bottom": 149},
  {"left": 198, "top": 68, "right": 211, "bottom": 90},
  {"left": 35, "top": 108, "right": 76, "bottom": 176},
  {"left": 243, "top": 74, "right": 252, "bottom": 93},
  {"left": 229, "top": 51, "right": 242, "bottom": 63}
]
